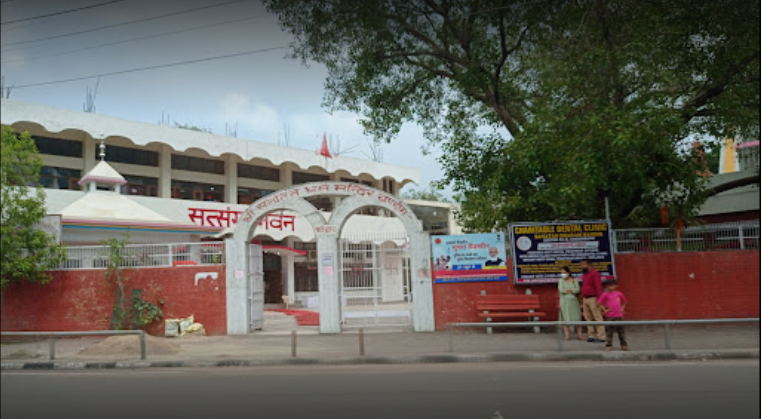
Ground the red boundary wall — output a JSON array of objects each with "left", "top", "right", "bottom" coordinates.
[
  {"left": 1, "top": 251, "right": 759, "bottom": 334},
  {"left": 1, "top": 265, "right": 226, "bottom": 335},
  {"left": 433, "top": 250, "right": 761, "bottom": 329}
]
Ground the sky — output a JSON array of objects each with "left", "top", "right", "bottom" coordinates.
[{"left": 0, "top": 0, "right": 448, "bottom": 195}]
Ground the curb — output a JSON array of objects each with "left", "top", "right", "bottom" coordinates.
[{"left": 2, "top": 349, "right": 758, "bottom": 370}]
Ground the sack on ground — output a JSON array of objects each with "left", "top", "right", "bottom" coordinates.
[
  {"left": 178, "top": 315, "right": 195, "bottom": 335},
  {"left": 164, "top": 318, "right": 181, "bottom": 337}
]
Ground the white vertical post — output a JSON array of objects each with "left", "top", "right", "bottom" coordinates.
[
  {"left": 526, "top": 288, "right": 540, "bottom": 334},
  {"left": 739, "top": 225, "right": 745, "bottom": 249},
  {"left": 372, "top": 241, "right": 379, "bottom": 326},
  {"left": 316, "top": 232, "right": 341, "bottom": 333},
  {"left": 481, "top": 289, "right": 492, "bottom": 334}
]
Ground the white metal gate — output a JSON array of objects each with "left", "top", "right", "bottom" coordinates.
[
  {"left": 339, "top": 234, "right": 412, "bottom": 328},
  {"left": 248, "top": 243, "right": 264, "bottom": 331}
]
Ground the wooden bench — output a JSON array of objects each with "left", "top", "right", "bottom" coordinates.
[{"left": 476, "top": 294, "right": 546, "bottom": 334}]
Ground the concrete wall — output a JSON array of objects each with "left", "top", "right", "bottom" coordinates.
[
  {"left": 433, "top": 250, "right": 761, "bottom": 329},
  {"left": 0, "top": 265, "right": 226, "bottom": 335}
]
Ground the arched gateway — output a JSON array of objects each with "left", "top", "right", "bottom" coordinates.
[{"left": 224, "top": 182, "right": 434, "bottom": 334}]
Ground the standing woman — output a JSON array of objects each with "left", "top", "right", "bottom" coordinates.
[{"left": 558, "top": 266, "right": 585, "bottom": 340}]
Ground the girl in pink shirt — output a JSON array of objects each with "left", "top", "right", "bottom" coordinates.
[{"left": 597, "top": 279, "right": 628, "bottom": 351}]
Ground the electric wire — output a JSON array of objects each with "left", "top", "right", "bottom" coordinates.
[
  {"left": 1, "top": 0, "right": 252, "bottom": 47},
  {"left": 11, "top": 45, "right": 288, "bottom": 89},
  {"left": 1, "top": 0, "right": 128, "bottom": 25},
  {"left": 0, "top": 14, "right": 266, "bottom": 64}
]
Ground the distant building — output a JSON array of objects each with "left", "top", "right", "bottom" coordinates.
[{"left": 698, "top": 137, "right": 760, "bottom": 223}]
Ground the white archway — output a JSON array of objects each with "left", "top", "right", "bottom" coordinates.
[{"left": 225, "top": 182, "right": 434, "bottom": 334}]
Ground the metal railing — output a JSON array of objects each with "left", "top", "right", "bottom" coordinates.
[
  {"left": 56, "top": 241, "right": 224, "bottom": 270},
  {"left": 447, "top": 318, "right": 760, "bottom": 352},
  {"left": 614, "top": 221, "right": 760, "bottom": 253},
  {"left": 0, "top": 330, "right": 147, "bottom": 360}
]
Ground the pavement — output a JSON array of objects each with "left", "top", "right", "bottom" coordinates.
[{"left": 1, "top": 312, "right": 759, "bottom": 369}]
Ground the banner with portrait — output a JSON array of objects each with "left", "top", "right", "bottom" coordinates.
[{"left": 431, "top": 233, "right": 508, "bottom": 283}]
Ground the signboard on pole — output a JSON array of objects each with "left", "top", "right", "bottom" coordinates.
[
  {"left": 509, "top": 220, "right": 616, "bottom": 284},
  {"left": 431, "top": 233, "right": 508, "bottom": 283}
]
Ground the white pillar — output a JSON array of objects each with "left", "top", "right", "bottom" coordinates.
[
  {"left": 225, "top": 238, "right": 249, "bottom": 335},
  {"left": 281, "top": 237, "right": 295, "bottom": 306},
  {"left": 316, "top": 232, "right": 341, "bottom": 333},
  {"left": 225, "top": 155, "right": 237, "bottom": 204},
  {"left": 411, "top": 231, "right": 435, "bottom": 332},
  {"left": 159, "top": 144, "right": 172, "bottom": 198}
]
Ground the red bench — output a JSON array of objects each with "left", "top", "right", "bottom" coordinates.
[{"left": 476, "top": 294, "right": 546, "bottom": 333}]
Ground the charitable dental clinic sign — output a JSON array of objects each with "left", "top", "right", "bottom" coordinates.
[
  {"left": 431, "top": 233, "right": 508, "bottom": 283},
  {"left": 509, "top": 220, "right": 616, "bottom": 285}
]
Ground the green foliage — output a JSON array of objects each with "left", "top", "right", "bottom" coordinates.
[
  {"left": 173, "top": 122, "right": 212, "bottom": 133},
  {"left": 103, "top": 236, "right": 130, "bottom": 330},
  {"left": 1, "top": 126, "right": 66, "bottom": 288},
  {"left": 264, "top": 0, "right": 760, "bottom": 229},
  {"left": 102, "top": 236, "right": 164, "bottom": 330},
  {"left": 131, "top": 289, "right": 164, "bottom": 329},
  {"left": 402, "top": 183, "right": 450, "bottom": 202}
]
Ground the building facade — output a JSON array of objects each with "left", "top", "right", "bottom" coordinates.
[{"left": 2, "top": 99, "right": 460, "bottom": 320}]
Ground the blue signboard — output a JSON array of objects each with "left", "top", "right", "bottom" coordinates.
[{"left": 431, "top": 233, "right": 508, "bottom": 283}]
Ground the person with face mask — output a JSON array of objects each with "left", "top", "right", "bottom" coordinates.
[
  {"left": 579, "top": 259, "right": 606, "bottom": 342},
  {"left": 558, "top": 266, "right": 585, "bottom": 340}
]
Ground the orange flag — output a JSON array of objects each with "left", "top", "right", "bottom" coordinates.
[{"left": 319, "top": 133, "right": 332, "bottom": 158}]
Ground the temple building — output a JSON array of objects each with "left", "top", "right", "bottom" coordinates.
[{"left": 1, "top": 99, "right": 461, "bottom": 320}]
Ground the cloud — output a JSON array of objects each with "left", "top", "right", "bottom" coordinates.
[{"left": 218, "top": 93, "right": 280, "bottom": 141}]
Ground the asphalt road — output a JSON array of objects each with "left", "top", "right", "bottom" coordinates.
[{"left": 1, "top": 360, "right": 759, "bottom": 419}]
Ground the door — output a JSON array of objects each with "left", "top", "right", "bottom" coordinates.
[{"left": 248, "top": 244, "right": 264, "bottom": 331}]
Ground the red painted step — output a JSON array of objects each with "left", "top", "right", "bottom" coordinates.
[{"left": 266, "top": 309, "right": 319, "bottom": 326}]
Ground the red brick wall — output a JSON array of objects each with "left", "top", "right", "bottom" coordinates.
[
  {"left": 1, "top": 266, "right": 226, "bottom": 335},
  {"left": 433, "top": 250, "right": 760, "bottom": 329}
]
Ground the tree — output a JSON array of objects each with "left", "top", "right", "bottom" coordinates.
[
  {"left": 264, "top": 0, "right": 760, "bottom": 230},
  {"left": 173, "top": 122, "right": 212, "bottom": 133},
  {"left": 1, "top": 126, "right": 66, "bottom": 288},
  {"left": 402, "top": 183, "right": 449, "bottom": 202}
]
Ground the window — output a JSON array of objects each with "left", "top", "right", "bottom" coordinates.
[
  {"left": 292, "top": 171, "right": 332, "bottom": 210},
  {"left": 171, "top": 180, "right": 224, "bottom": 202},
  {"left": 340, "top": 177, "right": 374, "bottom": 187},
  {"left": 238, "top": 187, "right": 274, "bottom": 205},
  {"left": 238, "top": 163, "right": 280, "bottom": 182},
  {"left": 172, "top": 155, "right": 224, "bottom": 174},
  {"left": 33, "top": 136, "right": 83, "bottom": 158},
  {"left": 307, "top": 196, "right": 333, "bottom": 212},
  {"left": 292, "top": 171, "right": 329, "bottom": 185},
  {"left": 383, "top": 178, "right": 396, "bottom": 195},
  {"left": 121, "top": 175, "right": 158, "bottom": 197},
  {"left": 98, "top": 145, "right": 159, "bottom": 167},
  {"left": 39, "top": 166, "right": 81, "bottom": 190}
]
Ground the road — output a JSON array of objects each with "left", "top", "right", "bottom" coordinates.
[{"left": 1, "top": 360, "right": 759, "bottom": 419}]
